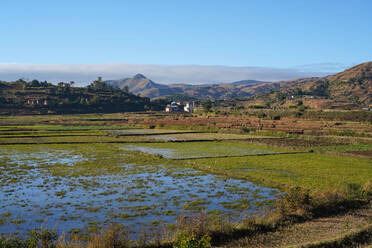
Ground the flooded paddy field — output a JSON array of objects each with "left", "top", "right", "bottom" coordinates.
[
  {"left": 0, "top": 142, "right": 280, "bottom": 237},
  {"left": 120, "top": 141, "right": 285, "bottom": 159}
]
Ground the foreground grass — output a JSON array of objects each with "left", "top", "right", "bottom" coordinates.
[{"left": 183, "top": 153, "right": 372, "bottom": 192}]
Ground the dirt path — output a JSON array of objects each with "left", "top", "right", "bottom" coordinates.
[{"left": 219, "top": 206, "right": 372, "bottom": 248}]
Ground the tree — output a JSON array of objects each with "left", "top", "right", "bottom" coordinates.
[
  {"left": 88, "top": 80, "right": 114, "bottom": 92},
  {"left": 16, "top": 78, "right": 26, "bottom": 84},
  {"left": 90, "top": 95, "right": 101, "bottom": 105},
  {"left": 293, "top": 88, "right": 303, "bottom": 96},
  {"left": 29, "top": 80, "right": 41, "bottom": 87},
  {"left": 203, "top": 103, "right": 212, "bottom": 113},
  {"left": 275, "top": 91, "right": 286, "bottom": 101}
]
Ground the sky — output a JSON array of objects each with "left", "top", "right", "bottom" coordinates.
[{"left": 0, "top": 0, "right": 371, "bottom": 84}]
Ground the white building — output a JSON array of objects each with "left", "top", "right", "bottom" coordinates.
[
  {"left": 165, "top": 101, "right": 195, "bottom": 113},
  {"left": 165, "top": 102, "right": 179, "bottom": 112},
  {"left": 184, "top": 102, "right": 194, "bottom": 113}
]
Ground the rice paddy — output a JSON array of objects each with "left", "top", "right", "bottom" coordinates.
[{"left": 0, "top": 112, "right": 371, "bottom": 246}]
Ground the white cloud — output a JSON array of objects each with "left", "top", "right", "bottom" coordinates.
[{"left": 0, "top": 63, "right": 336, "bottom": 86}]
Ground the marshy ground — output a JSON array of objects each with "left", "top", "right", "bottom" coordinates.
[{"left": 0, "top": 142, "right": 280, "bottom": 237}]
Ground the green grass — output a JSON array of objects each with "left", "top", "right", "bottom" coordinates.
[
  {"left": 311, "top": 143, "right": 372, "bottom": 153},
  {"left": 119, "top": 141, "right": 290, "bottom": 159},
  {"left": 183, "top": 153, "right": 372, "bottom": 191}
]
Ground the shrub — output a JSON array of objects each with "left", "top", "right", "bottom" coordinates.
[
  {"left": 343, "top": 183, "right": 364, "bottom": 199},
  {"left": 271, "top": 115, "right": 281, "bottom": 120},
  {"left": 297, "top": 105, "right": 307, "bottom": 112},
  {"left": 247, "top": 104, "right": 266, "bottom": 109},
  {"left": 240, "top": 127, "right": 250, "bottom": 133},
  {"left": 362, "top": 181, "right": 372, "bottom": 199},
  {"left": 276, "top": 186, "right": 312, "bottom": 218},
  {"left": 202, "top": 104, "right": 212, "bottom": 113},
  {"left": 174, "top": 233, "right": 211, "bottom": 248},
  {"left": 257, "top": 112, "right": 267, "bottom": 118},
  {"left": 55, "top": 226, "right": 131, "bottom": 248},
  {"left": 0, "top": 237, "right": 25, "bottom": 248},
  {"left": 29, "top": 229, "right": 58, "bottom": 248},
  {"left": 0, "top": 229, "right": 58, "bottom": 248}
]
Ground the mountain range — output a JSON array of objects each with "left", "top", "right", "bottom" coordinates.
[
  {"left": 105, "top": 61, "right": 372, "bottom": 105},
  {"left": 105, "top": 74, "right": 280, "bottom": 99}
]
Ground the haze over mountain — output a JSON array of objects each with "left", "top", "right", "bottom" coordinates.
[
  {"left": 0, "top": 63, "right": 332, "bottom": 85},
  {"left": 105, "top": 62, "right": 372, "bottom": 105}
]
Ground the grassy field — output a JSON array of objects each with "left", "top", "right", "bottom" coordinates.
[
  {"left": 184, "top": 152, "right": 372, "bottom": 191},
  {"left": 0, "top": 112, "right": 371, "bottom": 247}
]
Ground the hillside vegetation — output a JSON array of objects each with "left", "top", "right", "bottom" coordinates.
[
  {"left": 0, "top": 78, "right": 160, "bottom": 115},
  {"left": 263, "top": 62, "right": 372, "bottom": 107}
]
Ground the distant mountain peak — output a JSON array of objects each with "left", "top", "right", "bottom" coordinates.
[{"left": 133, "top": 73, "right": 147, "bottom": 80}]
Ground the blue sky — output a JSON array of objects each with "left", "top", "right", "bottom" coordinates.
[{"left": 0, "top": 0, "right": 371, "bottom": 84}]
